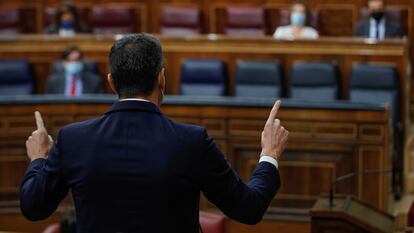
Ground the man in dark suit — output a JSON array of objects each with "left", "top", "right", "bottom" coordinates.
[
  {"left": 45, "top": 46, "right": 104, "bottom": 95},
  {"left": 20, "top": 34, "right": 289, "bottom": 233},
  {"left": 353, "top": 0, "right": 404, "bottom": 39}
]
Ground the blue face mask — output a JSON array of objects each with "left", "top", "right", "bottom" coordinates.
[
  {"left": 61, "top": 20, "right": 75, "bottom": 30},
  {"left": 65, "top": 62, "right": 83, "bottom": 75},
  {"left": 290, "top": 12, "right": 306, "bottom": 26}
]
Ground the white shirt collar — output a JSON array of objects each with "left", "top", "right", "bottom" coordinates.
[{"left": 120, "top": 98, "right": 150, "bottom": 102}]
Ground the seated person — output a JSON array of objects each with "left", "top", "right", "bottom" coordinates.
[
  {"left": 45, "top": 46, "right": 104, "bottom": 96},
  {"left": 45, "top": 3, "right": 90, "bottom": 36},
  {"left": 273, "top": 0, "right": 319, "bottom": 39},
  {"left": 353, "top": 0, "right": 404, "bottom": 39}
]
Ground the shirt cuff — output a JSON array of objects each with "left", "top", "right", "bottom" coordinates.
[{"left": 259, "top": 156, "right": 279, "bottom": 169}]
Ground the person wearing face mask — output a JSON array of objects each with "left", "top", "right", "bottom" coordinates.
[
  {"left": 45, "top": 3, "right": 90, "bottom": 36},
  {"left": 45, "top": 46, "right": 103, "bottom": 96},
  {"left": 273, "top": 0, "right": 319, "bottom": 40},
  {"left": 354, "top": 0, "right": 404, "bottom": 39}
]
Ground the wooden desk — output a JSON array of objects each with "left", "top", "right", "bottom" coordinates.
[
  {"left": 310, "top": 196, "right": 395, "bottom": 233},
  {"left": 0, "top": 95, "right": 392, "bottom": 232},
  {"left": 0, "top": 95, "right": 392, "bottom": 211}
]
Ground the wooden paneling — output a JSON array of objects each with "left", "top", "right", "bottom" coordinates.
[
  {"left": 225, "top": 218, "right": 311, "bottom": 233},
  {"left": 0, "top": 203, "right": 311, "bottom": 233},
  {"left": 0, "top": 98, "right": 391, "bottom": 206},
  {"left": 0, "top": 205, "right": 63, "bottom": 233},
  {"left": 0, "top": 97, "right": 392, "bottom": 232}
]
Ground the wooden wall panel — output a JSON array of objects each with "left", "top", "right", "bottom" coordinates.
[
  {"left": 0, "top": 97, "right": 392, "bottom": 232},
  {"left": 0, "top": 99, "right": 392, "bottom": 211},
  {"left": 225, "top": 218, "right": 311, "bottom": 233}
]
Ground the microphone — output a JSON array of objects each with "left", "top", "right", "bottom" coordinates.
[{"left": 328, "top": 169, "right": 393, "bottom": 208}]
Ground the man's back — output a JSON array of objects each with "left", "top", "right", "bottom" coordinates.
[
  {"left": 20, "top": 100, "right": 281, "bottom": 232},
  {"left": 65, "top": 100, "right": 203, "bottom": 232}
]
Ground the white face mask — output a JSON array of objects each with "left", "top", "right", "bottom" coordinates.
[{"left": 65, "top": 62, "right": 83, "bottom": 75}]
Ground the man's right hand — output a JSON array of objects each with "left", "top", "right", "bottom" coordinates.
[
  {"left": 26, "top": 111, "right": 53, "bottom": 162},
  {"left": 260, "top": 100, "right": 289, "bottom": 161}
]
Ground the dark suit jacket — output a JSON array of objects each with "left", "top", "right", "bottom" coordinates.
[
  {"left": 353, "top": 17, "right": 405, "bottom": 38},
  {"left": 20, "top": 100, "right": 281, "bottom": 233},
  {"left": 45, "top": 71, "right": 104, "bottom": 94}
]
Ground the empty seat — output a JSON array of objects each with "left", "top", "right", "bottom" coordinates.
[
  {"left": 408, "top": 199, "right": 414, "bottom": 230},
  {"left": 52, "top": 60, "right": 100, "bottom": 75},
  {"left": 289, "top": 62, "right": 339, "bottom": 101},
  {"left": 160, "top": 6, "right": 201, "bottom": 36},
  {"left": 349, "top": 64, "right": 400, "bottom": 125},
  {"left": 89, "top": 6, "right": 136, "bottom": 34},
  {"left": 349, "top": 64, "right": 401, "bottom": 190},
  {"left": 180, "top": 59, "right": 227, "bottom": 96},
  {"left": 0, "top": 8, "right": 20, "bottom": 35},
  {"left": 0, "top": 60, "right": 35, "bottom": 95},
  {"left": 225, "top": 7, "right": 266, "bottom": 36},
  {"left": 235, "top": 61, "right": 283, "bottom": 98},
  {"left": 43, "top": 7, "right": 57, "bottom": 30}
]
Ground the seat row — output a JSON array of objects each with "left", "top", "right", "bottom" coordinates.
[
  {"left": 180, "top": 59, "right": 400, "bottom": 135},
  {"left": 0, "top": 60, "right": 99, "bottom": 95},
  {"left": 0, "top": 58, "right": 400, "bottom": 129},
  {"left": 0, "top": 5, "right": 407, "bottom": 36},
  {"left": 180, "top": 59, "right": 402, "bottom": 174},
  {"left": 0, "top": 58, "right": 401, "bottom": 168}
]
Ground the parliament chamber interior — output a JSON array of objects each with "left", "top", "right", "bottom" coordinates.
[{"left": 1, "top": 0, "right": 414, "bottom": 232}]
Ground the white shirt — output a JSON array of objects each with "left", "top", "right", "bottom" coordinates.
[
  {"left": 120, "top": 98, "right": 279, "bottom": 169},
  {"left": 369, "top": 17, "right": 386, "bottom": 39},
  {"left": 273, "top": 25, "right": 319, "bottom": 40},
  {"left": 120, "top": 98, "right": 150, "bottom": 102}
]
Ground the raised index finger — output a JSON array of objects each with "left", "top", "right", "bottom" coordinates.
[
  {"left": 34, "top": 111, "right": 45, "bottom": 130},
  {"left": 266, "top": 100, "right": 281, "bottom": 125}
]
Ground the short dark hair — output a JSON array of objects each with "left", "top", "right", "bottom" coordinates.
[
  {"left": 61, "top": 46, "right": 83, "bottom": 60},
  {"left": 109, "top": 33, "right": 163, "bottom": 98}
]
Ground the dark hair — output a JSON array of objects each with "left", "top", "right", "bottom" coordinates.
[
  {"left": 54, "top": 3, "right": 82, "bottom": 31},
  {"left": 61, "top": 46, "right": 83, "bottom": 60},
  {"left": 109, "top": 33, "right": 163, "bottom": 98},
  {"left": 290, "top": 0, "right": 312, "bottom": 26}
]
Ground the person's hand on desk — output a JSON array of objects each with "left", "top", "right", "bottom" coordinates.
[
  {"left": 26, "top": 111, "right": 53, "bottom": 162},
  {"left": 261, "top": 100, "right": 289, "bottom": 162}
]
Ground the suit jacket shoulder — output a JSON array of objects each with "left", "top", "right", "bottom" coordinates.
[
  {"left": 386, "top": 19, "right": 405, "bottom": 37},
  {"left": 354, "top": 19, "right": 370, "bottom": 37},
  {"left": 45, "top": 73, "right": 65, "bottom": 94},
  {"left": 164, "top": 117, "right": 207, "bottom": 146},
  {"left": 82, "top": 72, "right": 104, "bottom": 94}
]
